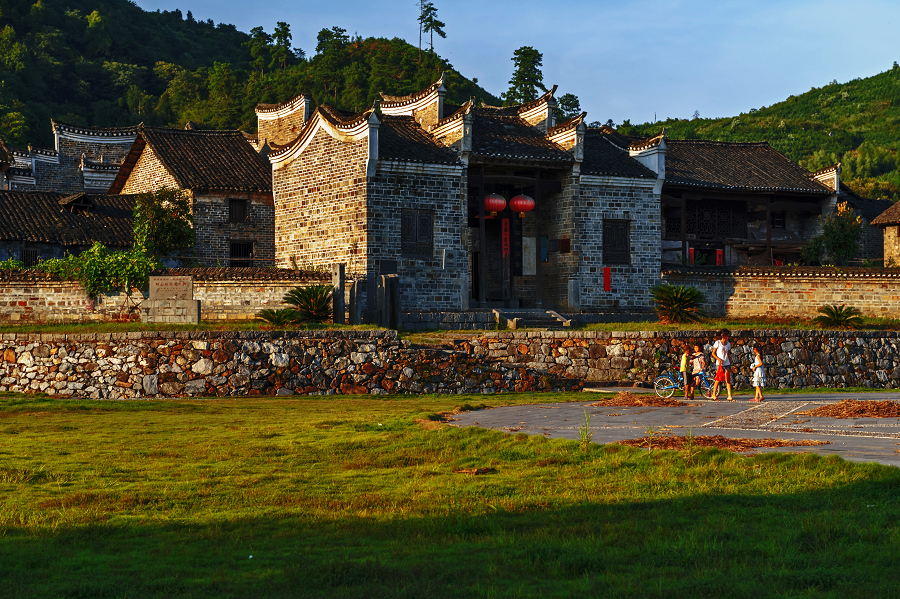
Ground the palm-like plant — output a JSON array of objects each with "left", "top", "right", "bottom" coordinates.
[
  {"left": 813, "top": 304, "right": 864, "bottom": 330},
  {"left": 649, "top": 284, "right": 706, "bottom": 324},
  {"left": 256, "top": 308, "right": 300, "bottom": 327},
  {"left": 283, "top": 284, "right": 333, "bottom": 322}
]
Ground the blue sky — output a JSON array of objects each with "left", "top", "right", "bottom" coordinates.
[{"left": 138, "top": 0, "right": 900, "bottom": 126}]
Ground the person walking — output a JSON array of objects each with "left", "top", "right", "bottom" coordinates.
[
  {"left": 751, "top": 345, "right": 766, "bottom": 402},
  {"left": 680, "top": 346, "right": 692, "bottom": 399},
  {"left": 711, "top": 329, "right": 734, "bottom": 401}
]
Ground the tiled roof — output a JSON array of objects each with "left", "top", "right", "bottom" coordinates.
[
  {"left": 471, "top": 107, "right": 573, "bottom": 164},
  {"left": 380, "top": 73, "right": 445, "bottom": 107},
  {"left": 111, "top": 127, "right": 272, "bottom": 194},
  {"left": 256, "top": 93, "right": 311, "bottom": 114},
  {"left": 838, "top": 184, "right": 893, "bottom": 222},
  {"left": 379, "top": 116, "right": 460, "bottom": 165},
  {"left": 51, "top": 120, "right": 139, "bottom": 138},
  {"left": 871, "top": 200, "right": 900, "bottom": 226},
  {"left": 581, "top": 130, "right": 657, "bottom": 179},
  {"left": 663, "top": 140, "right": 831, "bottom": 194},
  {"left": 158, "top": 267, "right": 330, "bottom": 282},
  {"left": 0, "top": 191, "right": 136, "bottom": 247}
]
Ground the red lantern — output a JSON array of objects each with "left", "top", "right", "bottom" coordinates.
[
  {"left": 509, "top": 194, "right": 535, "bottom": 217},
  {"left": 483, "top": 193, "right": 506, "bottom": 216}
]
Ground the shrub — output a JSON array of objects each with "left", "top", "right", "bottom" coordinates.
[
  {"left": 649, "top": 284, "right": 706, "bottom": 324},
  {"left": 256, "top": 308, "right": 300, "bottom": 327},
  {"left": 801, "top": 201, "right": 866, "bottom": 266},
  {"left": 813, "top": 304, "right": 864, "bottom": 330},
  {"left": 283, "top": 284, "right": 333, "bottom": 322}
]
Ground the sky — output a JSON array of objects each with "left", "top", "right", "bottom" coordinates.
[{"left": 136, "top": 0, "right": 900, "bottom": 126}]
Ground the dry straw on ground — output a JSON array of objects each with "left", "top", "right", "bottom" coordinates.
[
  {"left": 590, "top": 391, "right": 699, "bottom": 408},
  {"left": 615, "top": 434, "right": 830, "bottom": 452},
  {"left": 795, "top": 399, "right": 900, "bottom": 419}
]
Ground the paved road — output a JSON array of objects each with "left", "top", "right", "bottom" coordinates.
[{"left": 451, "top": 389, "right": 900, "bottom": 467}]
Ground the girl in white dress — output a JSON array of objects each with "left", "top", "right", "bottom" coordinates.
[{"left": 751, "top": 346, "right": 766, "bottom": 402}]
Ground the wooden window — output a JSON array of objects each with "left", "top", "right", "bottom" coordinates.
[
  {"left": 401, "top": 209, "right": 434, "bottom": 259},
  {"left": 22, "top": 249, "right": 39, "bottom": 268},
  {"left": 230, "top": 242, "right": 253, "bottom": 267},
  {"left": 229, "top": 199, "right": 248, "bottom": 223},
  {"left": 770, "top": 211, "right": 786, "bottom": 229},
  {"left": 603, "top": 220, "right": 630, "bottom": 264}
]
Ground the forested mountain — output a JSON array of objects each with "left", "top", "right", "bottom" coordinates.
[
  {"left": 620, "top": 66, "right": 900, "bottom": 201},
  {"left": 0, "top": 0, "right": 497, "bottom": 147}
]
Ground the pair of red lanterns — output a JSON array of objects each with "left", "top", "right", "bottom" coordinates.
[{"left": 484, "top": 193, "right": 535, "bottom": 217}]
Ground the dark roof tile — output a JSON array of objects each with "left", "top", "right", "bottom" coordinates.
[
  {"left": 471, "top": 108, "right": 572, "bottom": 164},
  {"left": 379, "top": 116, "right": 460, "bottom": 165},
  {"left": 112, "top": 127, "right": 272, "bottom": 194},
  {"left": 582, "top": 130, "right": 657, "bottom": 179},
  {"left": 871, "top": 200, "right": 900, "bottom": 226},
  {"left": 663, "top": 140, "right": 831, "bottom": 193},
  {"left": 0, "top": 191, "right": 136, "bottom": 247}
]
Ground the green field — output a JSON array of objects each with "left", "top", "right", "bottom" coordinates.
[{"left": 1, "top": 393, "right": 899, "bottom": 598}]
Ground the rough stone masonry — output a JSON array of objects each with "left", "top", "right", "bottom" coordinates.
[{"left": 0, "top": 330, "right": 581, "bottom": 399}]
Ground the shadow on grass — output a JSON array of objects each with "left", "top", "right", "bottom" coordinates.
[{"left": 3, "top": 472, "right": 899, "bottom": 598}]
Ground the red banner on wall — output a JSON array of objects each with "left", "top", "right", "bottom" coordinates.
[
  {"left": 603, "top": 267, "right": 611, "bottom": 291},
  {"left": 716, "top": 249, "right": 724, "bottom": 265},
  {"left": 502, "top": 219, "right": 510, "bottom": 257}
]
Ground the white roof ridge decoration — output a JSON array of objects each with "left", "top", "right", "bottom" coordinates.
[
  {"left": 51, "top": 120, "right": 141, "bottom": 137},
  {"left": 255, "top": 93, "right": 311, "bottom": 117},
  {"left": 269, "top": 103, "right": 379, "bottom": 168},
  {"left": 379, "top": 73, "right": 446, "bottom": 106}
]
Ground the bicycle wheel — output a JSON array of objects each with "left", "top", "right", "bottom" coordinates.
[
  {"left": 653, "top": 376, "right": 676, "bottom": 398},
  {"left": 698, "top": 377, "right": 713, "bottom": 399}
]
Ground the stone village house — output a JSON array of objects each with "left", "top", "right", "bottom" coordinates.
[
  {"left": 2, "top": 121, "right": 138, "bottom": 193},
  {"left": 871, "top": 201, "right": 900, "bottom": 265},
  {"left": 256, "top": 74, "right": 893, "bottom": 317},
  {"left": 108, "top": 126, "right": 275, "bottom": 267},
  {"left": 0, "top": 191, "right": 135, "bottom": 264},
  {"left": 261, "top": 75, "right": 667, "bottom": 315}
]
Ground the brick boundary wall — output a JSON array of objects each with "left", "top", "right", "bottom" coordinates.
[
  {"left": 0, "top": 330, "right": 581, "bottom": 399},
  {"left": 662, "top": 266, "right": 900, "bottom": 319},
  {"left": 459, "top": 330, "right": 900, "bottom": 390},
  {"left": 0, "top": 268, "right": 331, "bottom": 323}
]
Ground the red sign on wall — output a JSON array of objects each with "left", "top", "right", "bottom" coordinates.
[
  {"left": 716, "top": 249, "right": 724, "bottom": 265},
  {"left": 603, "top": 267, "right": 611, "bottom": 291},
  {"left": 502, "top": 219, "right": 510, "bottom": 257}
]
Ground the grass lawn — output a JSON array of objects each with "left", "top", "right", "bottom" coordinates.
[{"left": 1, "top": 393, "right": 899, "bottom": 598}]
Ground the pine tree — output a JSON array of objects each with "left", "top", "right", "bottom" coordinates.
[
  {"left": 270, "top": 22, "right": 293, "bottom": 71},
  {"left": 502, "top": 46, "right": 546, "bottom": 106},
  {"left": 418, "top": 2, "right": 446, "bottom": 52}
]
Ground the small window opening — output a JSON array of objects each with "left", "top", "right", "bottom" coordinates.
[{"left": 230, "top": 242, "right": 253, "bottom": 267}]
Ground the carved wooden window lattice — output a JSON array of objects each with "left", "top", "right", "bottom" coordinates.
[
  {"left": 603, "top": 220, "right": 630, "bottom": 265},
  {"left": 676, "top": 200, "right": 747, "bottom": 239},
  {"left": 401, "top": 209, "right": 434, "bottom": 259}
]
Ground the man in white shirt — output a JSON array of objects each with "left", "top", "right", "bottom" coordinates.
[{"left": 711, "top": 329, "right": 734, "bottom": 401}]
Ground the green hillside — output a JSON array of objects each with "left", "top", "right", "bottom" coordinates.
[
  {"left": 620, "top": 65, "right": 900, "bottom": 200},
  {"left": 0, "top": 0, "right": 498, "bottom": 147}
]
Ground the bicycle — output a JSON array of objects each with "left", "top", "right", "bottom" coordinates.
[{"left": 653, "top": 369, "right": 713, "bottom": 399}]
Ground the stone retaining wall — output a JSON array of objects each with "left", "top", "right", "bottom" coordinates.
[
  {"left": 0, "top": 330, "right": 581, "bottom": 399},
  {"left": 460, "top": 330, "right": 900, "bottom": 390},
  {"left": 662, "top": 266, "right": 900, "bottom": 318}
]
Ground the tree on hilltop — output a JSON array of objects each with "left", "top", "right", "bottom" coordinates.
[{"left": 502, "top": 46, "right": 546, "bottom": 106}]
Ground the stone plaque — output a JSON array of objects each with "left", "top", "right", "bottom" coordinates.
[
  {"left": 522, "top": 237, "right": 536, "bottom": 276},
  {"left": 149, "top": 276, "right": 193, "bottom": 301}
]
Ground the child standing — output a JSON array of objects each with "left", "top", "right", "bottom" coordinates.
[
  {"left": 680, "top": 346, "right": 692, "bottom": 399},
  {"left": 751, "top": 346, "right": 766, "bottom": 402},
  {"left": 691, "top": 345, "right": 706, "bottom": 399}
]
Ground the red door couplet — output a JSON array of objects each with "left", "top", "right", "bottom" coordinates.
[
  {"left": 716, "top": 249, "right": 724, "bottom": 265},
  {"left": 603, "top": 267, "right": 611, "bottom": 292},
  {"left": 502, "top": 218, "right": 510, "bottom": 257}
]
